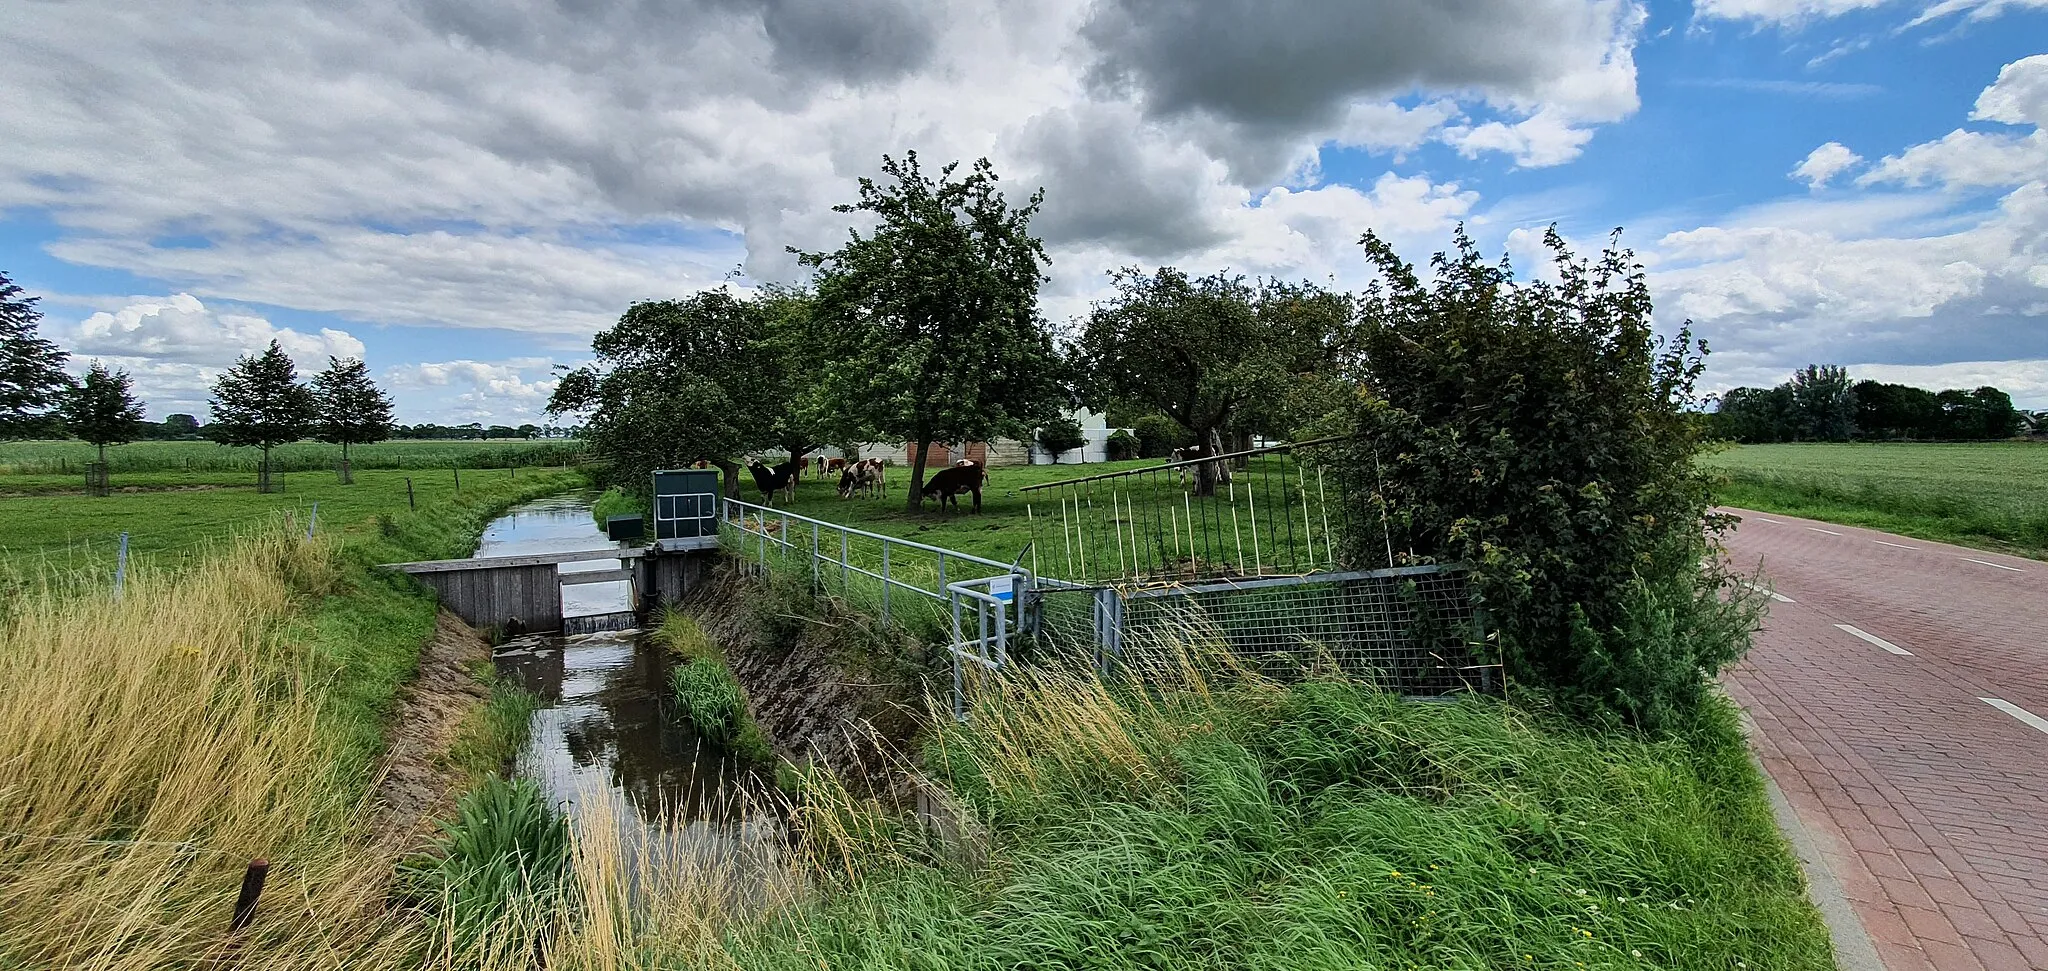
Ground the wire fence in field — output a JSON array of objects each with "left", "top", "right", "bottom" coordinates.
[{"left": 1018, "top": 437, "right": 1394, "bottom": 585}]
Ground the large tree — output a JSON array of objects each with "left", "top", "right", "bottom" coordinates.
[
  {"left": 310, "top": 356, "right": 395, "bottom": 483},
  {"left": 800, "top": 153, "right": 1067, "bottom": 510},
  {"left": 1074, "top": 269, "right": 1352, "bottom": 493},
  {"left": 1787, "top": 364, "right": 1856, "bottom": 441},
  {"left": 0, "top": 270, "right": 73, "bottom": 439},
  {"left": 548, "top": 289, "right": 781, "bottom": 497},
  {"left": 208, "top": 340, "right": 316, "bottom": 492},
  {"left": 61, "top": 361, "right": 146, "bottom": 467}
]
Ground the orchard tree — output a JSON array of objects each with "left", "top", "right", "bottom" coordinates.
[
  {"left": 311, "top": 356, "right": 394, "bottom": 483},
  {"left": 1036, "top": 414, "right": 1087, "bottom": 462},
  {"left": 61, "top": 361, "right": 146, "bottom": 469},
  {"left": 0, "top": 269, "right": 72, "bottom": 439},
  {"left": 1074, "top": 269, "right": 1352, "bottom": 494},
  {"left": 549, "top": 289, "right": 780, "bottom": 497},
  {"left": 800, "top": 153, "right": 1066, "bottom": 510},
  {"left": 208, "top": 340, "right": 316, "bottom": 492}
]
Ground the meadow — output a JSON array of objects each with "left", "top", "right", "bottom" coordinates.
[
  {"left": 1701, "top": 441, "right": 2048, "bottom": 556},
  {"left": 0, "top": 437, "right": 583, "bottom": 477}
]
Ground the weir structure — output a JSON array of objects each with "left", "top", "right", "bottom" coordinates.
[{"left": 379, "top": 469, "right": 721, "bottom": 634}]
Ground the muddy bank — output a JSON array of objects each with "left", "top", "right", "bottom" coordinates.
[
  {"left": 683, "top": 564, "right": 931, "bottom": 795},
  {"left": 370, "top": 610, "right": 494, "bottom": 848}
]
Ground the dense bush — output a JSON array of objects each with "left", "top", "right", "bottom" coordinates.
[
  {"left": 1035, "top": 415, "right": 1087, "bottom": 459},
  {"left": 1105, "top": 428, "right": 1139, "bottom": 461},
  {"left": 1130, "top": 413, "right": 1189, "bottom": 458},
  {"left": 1333, "top": 227, "right": 1758, "bottom": 732}
]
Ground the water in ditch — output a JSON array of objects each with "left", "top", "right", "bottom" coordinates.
[{"left": 475, "top": 494, "right": 763, "bottom": 845}]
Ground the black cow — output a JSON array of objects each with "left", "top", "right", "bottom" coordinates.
[
  {"left": 920, "top": 460, "right": 985, "bottom": 513},
  {"left": 747, "top": 457, "right": 801, "bottom": 504}
]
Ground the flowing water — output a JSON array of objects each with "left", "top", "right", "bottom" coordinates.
[{"left": 475, "top": 495, "right": 758, "bottom": 841}]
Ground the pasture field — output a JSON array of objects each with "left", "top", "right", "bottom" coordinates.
[
  {"left": 0, "top": 466, "right": 582, "bottom": 575},
  {"left": 0, "top": 437, "right": 583, "bottom": 476},
  {"left": 1701, "top": 441, "right": 2048, "bottom": 556}
]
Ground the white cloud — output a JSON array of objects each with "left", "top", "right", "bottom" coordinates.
[
  {"left": 1848, "top": 359, "right": 2048, "bottom": 403},
  {"left": 384, "top": 359, "right": 564, "bottom": 425},
  {"left": 1859, "top": 54, "right": 2048, "bottom": 189},
  {"left": 1694, "top": 0, "right": 2047, "bottom": 24},
  {"left": 1791, "top": 141, "right": 1864, "bottom": 187},
  {"left": 1442, "top": 107, "right": 1602, "bottom": 168}
]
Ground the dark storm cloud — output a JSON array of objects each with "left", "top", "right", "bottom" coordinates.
[
  {"left": 1080, "top": 0, "right": 1637, "bottom": 133},
  {"left": 1015, "top": 107, "right": 1227, "bottom": 258}
]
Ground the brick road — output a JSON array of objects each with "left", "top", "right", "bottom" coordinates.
[{"left": 1719, "top": 508, "right": 2048, "bottom": 971}]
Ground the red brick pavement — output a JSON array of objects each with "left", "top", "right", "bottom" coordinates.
[{"left": 1719, "top": 508, "right": 2048, "bottom": 971}]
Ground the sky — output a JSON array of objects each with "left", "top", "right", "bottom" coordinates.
[{"left": 2, "top": 0, "right": 2045, "bottom": 424}]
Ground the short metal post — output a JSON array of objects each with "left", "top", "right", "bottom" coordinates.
[
  {"left": 230, "top": 859, "right": 269, "bottom": 931},
  {"left": 840, "top": 530, "right": 849, "bottom": 586},
  {"left": 453, "top": 466, "right": 461, "bottom": 494},
  {"left": 810, "top": 522, "right": 820, "bottom": 590},
  {"left": 406, "top": 477, "right": 415, "bottom": 509},
  {"left": 881, "top": 541, "right": 892, "bottom": 625},
  {"left": 952, "top": 652, "right": 966, "bottom": 723},
  {"left": 306, "top": 502, "right": 318, "bottom": 539},
  {"left": 113, "top": 532, "right": 129, "bottom": 600}
]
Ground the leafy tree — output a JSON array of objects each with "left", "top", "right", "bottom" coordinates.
[
  {"left": 1787, "top": 364, "right": 1856, "bottom": 441},
  {"left": 1130, "top": 413, "right": 1190, "bottom": 458},
  {"left": 61, "top": 361, "right": 146, "bottom": 466},
  {"left": 0, "top": 270, "right": 72, "bottom": 439},
  {"left": 1036, "top": 414, "right": 1087, "bottom": 461},
  {"left": 1964, "top": 386, "right": 2022, "bottom": 439},
  {"left": 799, "top": 153, "right": 1067, "bottom": 510},
  {"left": 162, "top": 413, "right": 203, "bottom": 439},
  {"left": 1710, "top": 386, "right": 1794, "bottom": 443},
  {"left": 1334, "top": 226, "right": 1755, "bottom": 733},
  {"left": 208, "top": 340, "right": 316, "bottom": 492},
  {"left": 310, "top": 356, "right": 394, "bottom": 483},
  {"left": 549, "top": 289, "right": 779, "bottom": 497},
  {"left": 1852, "top": 380, "right": 1940, "bottom": 440},
  {"left": 1074, "top": 269, "right": 1351, "bottom": 493}
]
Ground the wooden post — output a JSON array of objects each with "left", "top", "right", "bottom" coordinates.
[
  {"left": 230, "top": 859, "right": 269, "bottom": 931},
  {"left": 406, "top": 477, "right": 416, "bottom": 509},
  {"left": 453, "top": 467, "right": 461, "bottom": 494}
]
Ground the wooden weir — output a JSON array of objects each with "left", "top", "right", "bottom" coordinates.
[{"left": 381, "top": 545, "right": 713, "bottom": 634}]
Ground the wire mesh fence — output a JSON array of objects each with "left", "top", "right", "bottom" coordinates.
[{"left": 1033, "top": 566, "right": 1496, "bottom": 697}]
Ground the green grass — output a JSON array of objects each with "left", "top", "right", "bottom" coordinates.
[
  {"left": 397, "top": 773, "right": 569, "bottom": 953},
  {"left": 657, "top": 612, "right": 774, "bottom": 764},
  {"left": 721, "top": 673, "right": 1833, "bottom": 971},
  {"left": 447, "top": 680, "right": 544, "bottom": 787},
  {"left": 0, "top": 466, "right": 582, "bottom": 572},
  {"left": 0, "top": 437, "right": 583, "bottom": 475},
  {"left": 1701, "top": 441, "right": 2048, "bottom": 557}
]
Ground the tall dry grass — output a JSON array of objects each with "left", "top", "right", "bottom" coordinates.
[{"left": 0, "top": 525, "right": 427, "bottom": 968}]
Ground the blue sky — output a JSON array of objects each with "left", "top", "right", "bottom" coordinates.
[{"left": 3, "top": 0, "right": 2044, "bottom": 422}]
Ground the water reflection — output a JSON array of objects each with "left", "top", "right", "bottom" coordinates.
[{"left": 476, "top": 494, "right": 761, "bottom": 841}]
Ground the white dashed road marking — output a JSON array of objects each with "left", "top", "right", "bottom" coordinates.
[
  {"left": 1756, "top": 517, "right": 1787, "bottom": 524},
  {"left": 1835, "top": 624, "right": 1913, "bottom": 656},
  {"left": 1743, "top": 582, "right": 1796, "bottom": 603},
  {"left": 1873, "top": 540, "right": 1917, "bottom": 550},
  {"left": 1981, "top": 698, "right": 2048, "bottom": 736},
  {"left": 1807, "top": 526, "right": 1843, "bottom": 536},
  {"left": 1959, "top": 557, "right": 2024, "bottom": 573}
]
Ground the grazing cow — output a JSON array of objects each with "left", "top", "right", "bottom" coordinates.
[
  {"left": 920, "top": 460, "right": 985, "bottom": 513},
  {"left": 1170, "top": 444, "right": 1230, "bottom": 487},
  {"left": 839, "top": 458, "right": 885, "bottom": 498},
  {"left": 827, "top": 457, "right": 848, "bottom": 476},
  {"left": 746, "top": 457, "right": 800, "bottom": 504}
]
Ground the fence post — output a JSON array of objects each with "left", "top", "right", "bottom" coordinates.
[
  {"left": 881, "top": 541, "right": 891, "bottom": 625},
  {"left": 113, "top": 532, "right": 129, "bottom": 600},
  {"left": 229, "top": 859, "right": 269, "bottom": 931},
  {"left": 406, "top": 477, "right": 415, "bottom": 509},
  {"left": 453, "top": 467, "right": 461, "bottom": 495},
  {"left": 306, "top": 502, "right": 319, "bottom": 539}
]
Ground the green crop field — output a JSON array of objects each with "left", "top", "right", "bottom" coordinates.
[
  {"left": 1701, "top": 441, "right": 2048, "bottom": 556},
  {"left": 0, "top": 437, "right": 583, "bottom": 476}
]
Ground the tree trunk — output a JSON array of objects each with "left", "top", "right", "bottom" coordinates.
[
  {"left": 713, "top": 459, "right": 742, "bottom": 499},
  {"left": 906, "top": 437, "right": 932, "bottom": 512},
  {"left": 258, "top": 447, "right": 273, "bottom": 494},
  {"left": 1192, "top": 426, "right": 1229, "bottom": 497}
]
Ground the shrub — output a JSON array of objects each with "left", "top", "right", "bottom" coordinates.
[
  {"left": 1105, "top": 428, "right": 1139, "bottom": 461},
  {"left": 397, "top": 774, "right": 569, "bottom": 948},
  {"left": 1332, "top": 227, "right": 1758, "bottom": 733},
  {"left": 1131, "top": 413, "right": 1189, "bottom": 458},
  {"left": 1036, "top": 415, "right": 1088, "bottom": 459}
]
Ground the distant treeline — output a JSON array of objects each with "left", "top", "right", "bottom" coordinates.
[
  {"left": 91, "top": 414, "right": 577, "bottom": 443},
  {"left": 1711, "top": 365, "right": 2028, "bottom": 443}
]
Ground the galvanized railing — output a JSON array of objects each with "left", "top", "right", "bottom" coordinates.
[{"left": 719, "top": 497, "right": 1033, "bottom": 717}]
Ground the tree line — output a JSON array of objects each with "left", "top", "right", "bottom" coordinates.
[
  {"left": 552, "top": 153, "right": 1360, "bottom": 507},
  {"left": 0, "top": 270, "right": 397, "bottom": 490},
  {"left": 1711, "top": 364, "right": 2027, "bottom": 443}
]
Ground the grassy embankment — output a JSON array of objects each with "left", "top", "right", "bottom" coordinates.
[
  {"left": 0, "top": 437, "right": 583, "bottom": 477},
  {"left": 1702, "top": 441, "right": 2048, "bottom": 557},
  {"left": 469, "top": 635, "right": 1836, "bottom": 969},
  {"left": 0, "top": 462, "right": 582, "bottom": 968}
]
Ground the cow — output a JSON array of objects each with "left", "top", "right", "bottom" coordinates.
[
  {"left": 746, "top": 456, "right": 801, "bottom": 504},
  {"left": 839, "top": 458, "right": 885, "bottom": 498},
  {"left": 920, "top": 460, "right": 985, "bottom": 513},
  {"left": 827, "top": 457, "right": 849, "bottom": 477},
  {"left": 1170, "top": 444, "right": 1230, "bottom": 487}
]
